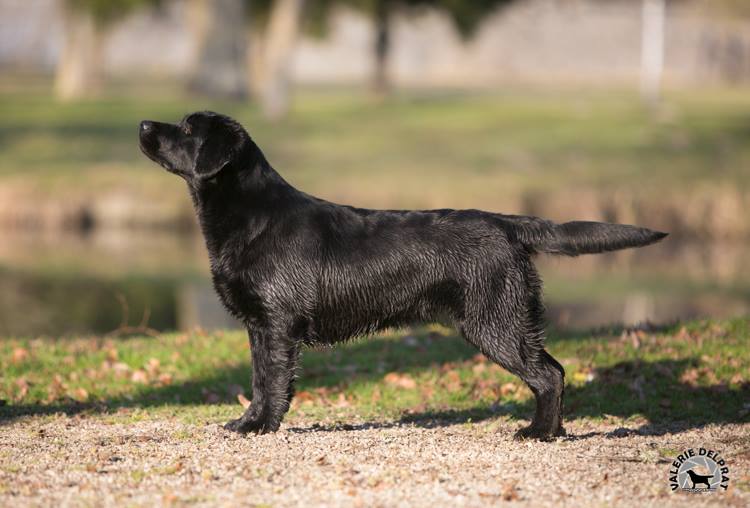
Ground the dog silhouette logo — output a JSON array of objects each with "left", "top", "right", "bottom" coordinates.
[
  {"left": 668, "top": 447, "right": 730, "bottom": 493},
  {"left": 685, "top": 468, "right": 713, "bottom": 489}
]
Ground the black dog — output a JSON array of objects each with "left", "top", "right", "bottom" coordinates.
[
  {"left": 139, "top": 111, "right": 666, "bottom": 440},
  {"left": 685, "top": 468, "right": 713, "bottom": 489}
]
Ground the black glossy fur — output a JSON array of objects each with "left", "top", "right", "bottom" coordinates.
[{"left": 138, "top": 111, "right": 667, "bottom": 440}]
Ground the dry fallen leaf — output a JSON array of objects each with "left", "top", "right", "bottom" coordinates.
[
  {"left": 442, "top": 370, "right": 462, "bottom": 393},
  {"left": 500, "top": 382, "right": 517, "bottom": 396},
  {"left": 699, "top": 367, "right": 719, "bottom": 384},
  {"left": 680, "top": 368, "right": 699, "bottom": 386},
  {"left": 384, "top": 372, "right": 417, "bottom": 390},
  {"left": 73, "top": 387, "right": 89, "bottom": 402},
  {"left": 146, "top": 358, "right": 161, "bottom": 376},
  {"left": 14, "top": 377, "right": 29, "bottom": 401},
  {"left": 131, "top": 370, "right": 148, "bottom": 384},
  {"left": 12, "top": 347, "right": 30, "bottom": 364},
  {"left": 471, "top": 379, "right": 496, "bottom": 399},
  {"left": 332, "top": 392, "right": 350, "bottom": 408},
  {"left": 676, "top": 326, "right": 691, "bottom": 341},
  {"left": 105, "top": 348, "right": 118, "bottom": 362},
  {"left": 237, "top": 393, "right": 251, "bottom": 409},
  {"left": 370, "top": 387, "right": 381, "bottom": 404},
  {"left": 112, "top": 362, "right": 131, "bottom": 378},
  {"left": 293, "top": 390, "right": 315, "bottom": 408},
  {"left": 47, "top": 374, "right": 66, "bottom": 402}
]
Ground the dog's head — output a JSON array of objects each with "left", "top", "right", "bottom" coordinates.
[{"left": 139, "top": 111, "right": 251, "bottom": 182}]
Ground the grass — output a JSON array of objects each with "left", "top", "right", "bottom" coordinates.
[
  {"left": 1, "top": 318, "right": 748, "bottom": 429},
  {"left": 2, "top": 81, "right": 750, "bottom": 212}
]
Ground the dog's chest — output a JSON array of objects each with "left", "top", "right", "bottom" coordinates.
[{"left": 210, "top": 261, "right": 265, "bottom": 325}]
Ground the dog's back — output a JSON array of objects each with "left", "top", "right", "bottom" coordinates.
[{"left": 307, "top": 206, "right": 520, "bottom": 341}]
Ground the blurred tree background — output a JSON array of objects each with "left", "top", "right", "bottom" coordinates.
[
  {"left": 3, "top": 0, "right": 750, "bottom": 335},
  {"left": 56, "top": 0, "right": 162, "bottom": 99},
  {"left": 52, "top": 0, "right": 750, "bottom": 114},
  {"left": 54, "top": 0, "right": 528, "bottom": 114}
]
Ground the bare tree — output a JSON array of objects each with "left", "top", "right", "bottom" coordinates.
[
  {"left": 640, "top": 0, "right": 666, "bottom": 105},
  {"left": 255, "top": 0, "right": 306, "bottom": 119},
  {"left": 55, "top": 6, "right": 103, "bottom": 101},
  {"left": 372, "top": 0, "right": 393, "bottom": 94},
  {"left": 188, "top": 0, "right": 249, "bottom": 99},
  {"left": 55, "top": 0, "right": 161, "bottom": 101},
  {"left": 316, "top": 0, "right": 516, "bottom": 94}
]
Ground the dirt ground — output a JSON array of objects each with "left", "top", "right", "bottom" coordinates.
[{"left": 0, "top": 415, "right": 748, "bottom": 507}]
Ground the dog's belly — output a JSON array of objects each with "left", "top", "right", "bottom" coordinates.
[{"left": 311, "top": 277, "right": 464, "bottom": 344}]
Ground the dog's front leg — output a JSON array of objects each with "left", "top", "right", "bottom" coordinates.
[{"left": 224, "top": 329, "right": 297, "bottom": 434}]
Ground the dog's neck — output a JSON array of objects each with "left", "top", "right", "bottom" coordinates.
[{"left": 188, "top": 155, "right": 298, "bottom": 260}]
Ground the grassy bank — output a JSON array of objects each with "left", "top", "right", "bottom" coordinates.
[
  {"left": 1, "top": 83, "right": 750, "bottom": 236},
  {"left": 2, "top": 318, "right": 748, "bottom": 429}
]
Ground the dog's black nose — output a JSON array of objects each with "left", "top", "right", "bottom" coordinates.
[{"left": 140, "top": 121, "right": 153, "bottom": 133}]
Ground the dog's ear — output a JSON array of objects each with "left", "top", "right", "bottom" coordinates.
[{"left": 193, "top": 127, "right": 242, "bottom": 180}]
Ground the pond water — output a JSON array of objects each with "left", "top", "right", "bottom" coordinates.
[{"left": 0, "top": 230, "right": 748, "bottom": 337}]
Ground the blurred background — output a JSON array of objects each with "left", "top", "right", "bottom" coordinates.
[{"left": 1, "top": 0, "right": 749, "bottom": 337}]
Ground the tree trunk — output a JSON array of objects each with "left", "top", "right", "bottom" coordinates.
[
  {"left": 373, "top": 0, "right": 392, "bottom": 95},
  {"left": 640, "top": 0, "right": 666, "bottom": 105},
  {"left": 54, "top": 7, "right": 104, "bottom": 101},
  {"left": 188, "top": 0, "right": 248, "bottom": 99},
  {"left": 259, "top": 0, "right": 305, "bottom": 120}
]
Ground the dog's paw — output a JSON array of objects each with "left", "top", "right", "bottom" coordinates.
[
  {"left": 513, "top": 425, "right": 559, "bottom": 442},
  {"left": 513, "top": 426, "right": 545, "bottom": 441},
  {"left": 223, "top": 416, "right": 278, "bottom": 435},
  {"left": 223, "top": 417, "right": 252, "bottom": 434}
]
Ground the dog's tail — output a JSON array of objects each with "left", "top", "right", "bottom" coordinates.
[{"left": 501, "top": 215, "right": 668, "bottom": 256}]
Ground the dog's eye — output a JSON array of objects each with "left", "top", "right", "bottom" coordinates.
[{"left": 182, "top": 125, "right": 192, "bottom": 135}]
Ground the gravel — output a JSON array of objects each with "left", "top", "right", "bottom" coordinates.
[{"left": 0, "top": 415, "right": 748, "bottom": 507}]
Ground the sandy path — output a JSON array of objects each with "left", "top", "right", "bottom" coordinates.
[{"left": 1, "top": 416, "right": 748, "bottom": 507}]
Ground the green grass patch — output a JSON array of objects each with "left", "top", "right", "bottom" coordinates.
[
  {"left": 1, "top": 318, "right": 748, "bottom": 428},
  {"left": 1, "top": 84, "right": 750, "bottom": 210}
]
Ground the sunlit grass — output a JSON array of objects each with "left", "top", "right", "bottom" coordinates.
[{"left": 1, "top": 318, "right": 748, "bottom": 427}]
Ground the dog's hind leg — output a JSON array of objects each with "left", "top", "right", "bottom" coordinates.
[
  {"left": 463, "top": 324, "right": 565, "bottom": 440},
  {"left": 461, "top": 267, "right": 565, "bottom": 440},
  {"left": 513, "top": 350, "right": 565, "bottom": 440},
  {"left": 285, "top": 341, "right": 301, "bottom": 404},
  {"left": 224, "top": 328, "right": 299, "bottom": 434}
]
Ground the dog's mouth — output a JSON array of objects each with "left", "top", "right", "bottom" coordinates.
[{"left": 139, "top": 131, "right": 178, "bottom": 174}]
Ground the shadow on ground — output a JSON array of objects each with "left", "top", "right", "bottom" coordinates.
[{"left": 2, "top": 336, "right": 748, "bottom": 438}]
